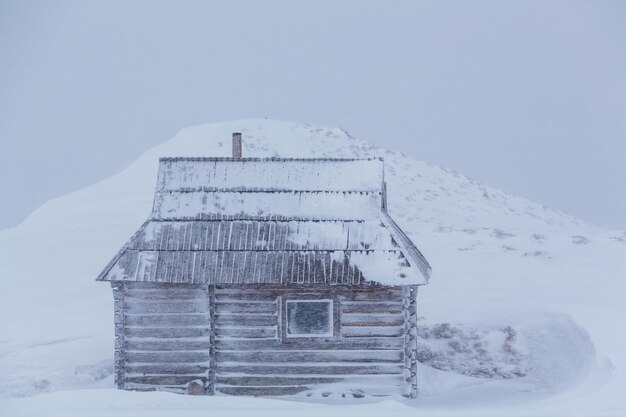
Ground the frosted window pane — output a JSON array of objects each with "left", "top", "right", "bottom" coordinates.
[{"left": 286, "top": 301, "right": 332, "bottom": 336}]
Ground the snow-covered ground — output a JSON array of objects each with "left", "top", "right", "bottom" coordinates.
[{"left": 1, "top": 119, "right": 625, "bottom": 416}]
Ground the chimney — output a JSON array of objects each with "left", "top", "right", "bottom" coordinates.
[{"left": 232, "top": 132, "right": 242, "bottom": 158}]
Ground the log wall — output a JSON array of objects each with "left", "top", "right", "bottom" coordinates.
[
  {"left": 114, "top": 283, "right": 416, "bottom": 397},
  {"left": 118, "top": 282, "right": 211, "bottom": 393},
  {"left": 213, "top": 286, "right": 406, "bottom": 397}
]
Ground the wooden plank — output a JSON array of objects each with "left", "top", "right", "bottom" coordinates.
[
  {"left": 341, "top": 326, "right": 404, "bottom": 338},
  {"left": 125, "top": 375, "right": 205, "bottom": 385},
  {"left": 215, "top": 302, "right": 277, "bottom": 314},
  {"left": 123, "top": 281, "right": 204, "bottom": 292},
  {"left": 217, "top": 288, "right": 334, "bottom": 298},
  {"left": 125, "top": 314, "right": 209, "bottom": 327},
  {"left": 216, "top": 287, "right": 402, "bottom": 298},
  {"left": 215, "top": 314, "right": 277, "bottom": 327},
  {"left": 341, "top": 313, "right": 404, "bottom": 327},
  {"left": 126, "top": 351, "right": 210, "bottom": 363},
  {"left": 215, "top": 292, "right": 278, "bottom": 302},
  {"left": 125, "top": 339, "right": 211, "bottom": 351},
  {"left": 215, "top": 327, "right": 277, "bottom": 339},
  {"left": 215, "top": 338, "right": 403, "bottom": 351},
  {"left": 216, "top": 364, "right": 403, "bottom": 375},
  {"left": 340, "top": 302, "right": 402, "bottom": 314},
  {"left": 216, "top": 386, "right": 308, "bottom": 396},
  {"left": 338, "top": 290, "right": 402, "bottom": 302},
  {"left": 125, "top": 301, "right": 208, "bottom": 314},
  {"left": 126, "top": 364, "right": 208, "bottom": 375},
  {"left": 126, "top": 287, "right": 205, "bottom": 299},
  {"left": 216, "top": 350, "right": 402, "bottom": 363},
  {"left": 125, "top": 327, "right": 210, "bottom": 339},
  {"left": 217, "top": 376, "right": 344, "bottom": 386},
  {"left": 125, "top": 383, "right": 186, "bottom": 392}
]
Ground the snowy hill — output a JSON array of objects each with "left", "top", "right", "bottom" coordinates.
[{"left": 1, "top": 120, "right": 625, "bottom": 416}]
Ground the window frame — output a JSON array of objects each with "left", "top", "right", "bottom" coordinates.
[
  {"left": 279, "top": 293, "right": 339, "bottom": 341},
  {"left": 284, "top": 299, "right": 334, "bottom": 338}
]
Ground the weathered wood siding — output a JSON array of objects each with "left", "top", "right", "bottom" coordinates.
[
  {"left": 119, "top": 282, "right": 211, "bottom": 393},
  {"left": 115, "top": 283, "right": 417, "bottom": 397},
  {"left": 213, "top": 286, "right": 406, "bottom": 397}
]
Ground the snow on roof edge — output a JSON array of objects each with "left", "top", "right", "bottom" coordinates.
[
  {"left": 96, "top": 156, "right": 432, "bottom": 286},
  {"left": 158, "top": 157, "right": 384, "bottom": 162},
  {"left": 95, "top": 220, "right": 151, "bottom": 282},
  {"left": 381, "top": 210, "right": 432, "bottom": 284}
]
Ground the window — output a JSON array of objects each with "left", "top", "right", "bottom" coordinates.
[{"left": 286, "top": 300, "right": 333, "bottom": 337}]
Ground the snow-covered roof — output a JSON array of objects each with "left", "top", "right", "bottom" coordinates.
[{"left": 97, "top": 157, "right": 431, "bottom": 286}]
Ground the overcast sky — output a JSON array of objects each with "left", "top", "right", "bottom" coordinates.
[{"left": 1, "top": 0, "right": 625, "bottom": 230}]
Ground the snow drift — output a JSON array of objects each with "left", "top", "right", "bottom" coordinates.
[{"left": 0, "top": 120, "right": 625, "bottom": 415}]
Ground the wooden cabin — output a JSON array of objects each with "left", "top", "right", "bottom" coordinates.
[{"left": 97, "top": 137, "right": 431, "bottom": 398}]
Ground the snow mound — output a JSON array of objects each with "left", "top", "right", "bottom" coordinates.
[
  {"left": 417, "top": 322, "right": 529, "bottom": 379},
  {"left": 417, "top": 314, "right": 594, "bottom": 390},
  {"left": 0, "top": 119, "right": 624, "bottom": 414}
]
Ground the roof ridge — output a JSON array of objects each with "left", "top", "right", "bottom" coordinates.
[
  {"left": 159, "top": 187, "right": 382, "bottom": 194},
  {"left": 117, "top": 249, "right": 404, "bottom": 253},
  {"left": 149, "top": 214, "right": 378, "bottom": 221},
  {"left": 147, "top": 218, "right": 370, "bottom": 223},
  {"left": 159, "top": 157, "right": 384, "bottom": 162}
]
